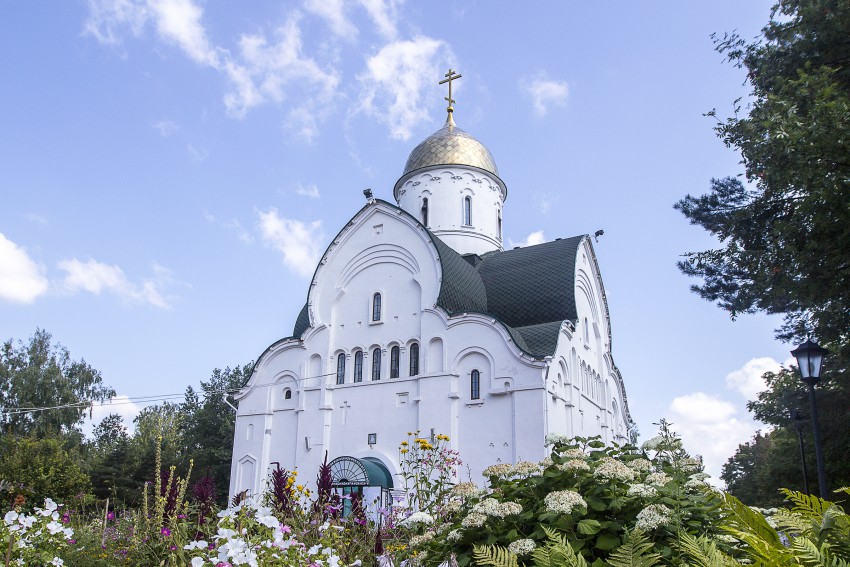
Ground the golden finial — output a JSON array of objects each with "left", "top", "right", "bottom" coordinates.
[{"left": 439, "top": 68, "right": 462, "bottom": 115}]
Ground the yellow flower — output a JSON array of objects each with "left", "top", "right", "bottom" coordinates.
[
  {"left": 296, "top": 484, "right": 304, "bottom": 491},
  {"left": 401, "top": 449, "right": 409, "bottom": 454},
  {"left": 401, "top": 441, "right": 408, "bottom": 446}
]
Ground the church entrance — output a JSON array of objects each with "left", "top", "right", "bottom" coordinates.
[{"left": 328, "top": 456, "right": 394, "bottom": 522}]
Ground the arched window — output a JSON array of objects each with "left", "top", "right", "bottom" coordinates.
[
  {"left": 283, "top": 388, "right": 292, "bottom": 400},
  {"left": 409, "top": 342, "right": 419, "bottom": 376},
  {"left": 463, "top": 196, "right": 472, "bottom": 225},
  {"left": 372, "top": 293, "right": 382, "bottom": 322},
  {"left": 497, "top": 210, "right": 502, "bottom": 237},
  {"left": 354, "top": 351, "right": 363, "bottom": 383},
  {"left": 471, "top": 369, "right": 480, "bottom": 400},
  {"left": 390, "top": 346, "right": 400, "bottom": 378},
  {"left": 372, "top": 348, "right": 382, "bottom": 380},
  {"left": 336, "top": 353, "right": 346, "bottom": 385},
  {"left": 421, "top": 198, "right": 429, "bottom": 226}
]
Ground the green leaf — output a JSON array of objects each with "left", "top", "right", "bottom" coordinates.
[
  {"left": 577, "top": 519, "right": 602, "bottom": 535},
  {"left": 595, "top": 532, "right": 622, "bottom": 551}
]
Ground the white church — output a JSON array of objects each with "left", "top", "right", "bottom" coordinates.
[{"left": 229, "top": 71, "right": 633, "bottom": 507}]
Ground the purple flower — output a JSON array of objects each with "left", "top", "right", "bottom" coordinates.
[
  {"left": 107, "top": 512, "right": 115, "bottom": 521},
  {"left": 169, "top": 545, "right": 177, "bottom": 551},
  {"left": 161, "top": 527, "right": 171, "bottom": 536}
]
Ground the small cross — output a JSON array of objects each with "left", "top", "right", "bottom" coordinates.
[
  {"left": 439, "top": 68, "right": 462, "bottom": 111},
  {"left": 340, "top": 400, "right": 351, "bottom": 425}
]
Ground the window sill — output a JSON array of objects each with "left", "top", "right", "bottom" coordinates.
[
  {"left": 369, "top": 320, "right": 383, "bottom": 326},
  {"left": 465, "top": 400, "right": 484, "bottom": 407}
]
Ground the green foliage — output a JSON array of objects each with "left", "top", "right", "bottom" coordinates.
[
  {"left": 0, "top": 435, "right": 91, "bottom": 504},
  {"left": 0, "top": 328, "right": 115, "bottom": 437},
  {"left": 675, "top": 0, "right": 850, "bottom": 355},
  {"left": 416, "top": 422, "right": 721, "bottom": 566},
  {"left": 473, "top": 544, "right": 520, "bottom": 567},
  {"left": 721, "top": 366, "right": 850, "bottom": 503},
  {"left": 607, "top": 530, "right": 661, "bottom": 567}
]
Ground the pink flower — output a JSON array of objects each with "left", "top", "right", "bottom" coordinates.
[
  {"left": 160, "top": 527, "right": 171, "bottom": 536},
  {"left": 280, "top": 525, "right": 292, "bottom": 534}
]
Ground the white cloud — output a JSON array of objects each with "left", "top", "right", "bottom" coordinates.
[
  {"left": 0, "top": 233, "right": 49, "bottom": 304},
  {"left": 82, "top": 394, "right": 144, "bottom": 438},
  {"left": 58, "top": 258, "right": 175, "bottom": 308},
  {"left": 153, "top": 119, "right": 179, "bottom": 137},
  {"left": 358, "top": 0, "right": 401, "bottom": 40},
  {"left": 521, "top": 71, "right": 569, "bottom": 118},
  {"left": 187, "top": 143, "right": 209, "bottom": 162},
  {"left": 508, "top": 231, "right": 546, "bottom": 249},
  {"left": 725, "top": 356, "right": 785, "bottom": 401},
  {"left": 257, "top": 208, "right": 323, "bottom": 277},
  {"left": 24, "top": 213, "right": 48, "bottom": 225},
  {"left": 304, "top": 0, "right": 358, "bottom": 41},
  {"left": 357, "top": 36, "right": 453, "bottom": 140},
  {"left": 84, "top": 1, "right": 340, "bottom": 139},
  {"left": 535, "top": 192, "right": 558, "bottom": 215},
  {"left": 667, "top": 392, "right": 760, "bottom": 485},
  {"left": 204, "top": 211, "right": 253, "bottom": 243},
  {"left": 296, "top": 183, "right": 320, "bottom": 199}
]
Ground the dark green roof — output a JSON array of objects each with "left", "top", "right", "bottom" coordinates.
[{"left": 289, "top": 200, "right": 585, "bottom": 359}]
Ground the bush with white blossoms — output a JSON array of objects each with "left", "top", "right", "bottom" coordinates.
[
  {"left": 414, "top": 421, "right": 726, "bottom": 566},
  {"left": 1, "top": 498, "right": 73, "bottom": 567}
]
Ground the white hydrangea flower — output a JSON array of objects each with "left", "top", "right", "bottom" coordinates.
[
  {"left": 508, "top": 539, "right": 537, "bottom": 556},
  {"left": 513, "top": 461, "right": 541, "bottom": 477},
  {"left": 410, "top": 532, "right": 435, "bottom": 547},
  {"left": 594, "top": 457, "right": 636, "bottom": 482},
  {"left": 689, "top": 472, "right": 710, "bottom": 481},
  {"left": 544, "top": 433, "right": 570, "bottom": 446},
  {"left": 684, "top": 478, "right": 707, "bottom": 490},
  {"left": 499, "top": 502, "right": 523, "bottom": 516},
  {"left": 627, "top": 483, "right": 657, "bottom": 498},
  {"left": 557, "top": 460, "right": 590, "bottom": 472},
  {"left": 482, "top": 464, "right": 514, "bottom": 478},
  {"left": 560, "top": 448, "right": 586, "bottom": 460},
  {"left": 540, "top": 456, "right": 553, "bottom": 467},
  {"left": 472, "top": 498, "right": 503, "bottom": 516},
  {"left": 461, "top": 512, "right": 487, "bottom": 528},
  {"left": 543, "top": 490, "right": 586, "bottom": 515},
  {"left": 400, "top": 511, "right": 434, "bottom": 526},
  {"left": 645, "top": 472, "right": 672, "bottom": 486},
  {"left": 635, "top": 504, "right": 672, "bottom": 531},
  {"left": 627, "top": 458, "right": 652, "bottom": 472},
  {"left": 680, "top": 457, "right": 703, "bottom": 473},
  {"left": 451, "top": 482, "right": 483, "bottom": 498},
  {"left": 447, "top": 529, "right": 463, "bottom": 542}
]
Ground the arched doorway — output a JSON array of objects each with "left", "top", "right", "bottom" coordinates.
[{"left": 328, "top": 456, "right": 393, "bottom": 521}]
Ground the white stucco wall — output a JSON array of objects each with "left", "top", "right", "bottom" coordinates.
[{"left": 230, "top": 202, "right": 630, "bottom": 504}]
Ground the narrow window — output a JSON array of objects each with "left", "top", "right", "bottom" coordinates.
[
  {"left": 421, "top": 198, "right": 429, "bottom": 226},
  {"left": 354, "top": 351, "right": 363, "bottom": 383},
  {"left": 284, "top": 388, "right": 292, "bottom": 400},
  {"left": 336, "top": 353, "right": 346, "bottom": 385},
  {"left": 372, "top": 293, "right": 382, "bottom": 322},
  {"left": 497, "top": 210, "right": 502, "bottom": 237},
  {"left": 409, "top": 343, "right": 420, "bottom": 376},
  {"left": 372, "top": 348, "right": 382, "bottom": 380},
  {"left": 463, "top": 196, "right": 472, "bottom": 225},
  {"left": 470, "top": 369, "right": 480, "bottom": 400},
  {"left": 390, "top": 346, "right": 400, "bottom": 378}
]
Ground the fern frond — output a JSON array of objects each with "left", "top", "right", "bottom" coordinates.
[
  {"left": 675, "top": 532, "right": 736, "bottom": 567},
  {"left": 607, "top": 529, "right": 661, "bottom": 567},
  {"left": 720, "top": 492, "right": 782, "bottom": 547},
  {"left": 472, "top": 544, "right": 519, "bottom": 567},
  {"left": 780, "top": 488, "right": 830, "bottom": 522},
  {"left": 788, "top": 536, "right": 828, "bottom": 567},
  {"left": 529, "top": 526, "right": 588, "bottom": 567}
]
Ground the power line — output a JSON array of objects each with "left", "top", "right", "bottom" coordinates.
[{"left": 1, "top": 371, "right": 339, "bottom": 418}]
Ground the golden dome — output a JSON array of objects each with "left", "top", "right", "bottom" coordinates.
[{"left": 401, "top": 113, "right": 499, "bottom": 177}]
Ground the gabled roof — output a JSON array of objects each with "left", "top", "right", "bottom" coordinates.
[{"left": 288, "top": 201, "right": 585, "bottom": 359}]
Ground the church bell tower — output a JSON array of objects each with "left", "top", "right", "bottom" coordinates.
[{"left": 393, "top": 69, "right": 508, "bottom": 256}]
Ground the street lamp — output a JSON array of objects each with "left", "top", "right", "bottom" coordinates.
[
  {"left": 790, "top": 409, "right": 809, "bottom": 495},
  {"left": 790, "top": 340, "right": 829, "bottom": 498}
]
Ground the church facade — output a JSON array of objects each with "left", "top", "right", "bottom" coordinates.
[{"left": 229, "top": 83, "right": 633, "bottom": 503}]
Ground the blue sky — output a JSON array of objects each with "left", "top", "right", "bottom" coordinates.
[{"left": 1, "top": 0, "right": 790, "bottom": 482}]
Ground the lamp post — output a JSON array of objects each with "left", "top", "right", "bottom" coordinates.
[
  {"left": 790, "top": 340, "right": 829, "bottom": 498},
  {"left": 790, "top": 409, "right": 810, "bottom": 495}
]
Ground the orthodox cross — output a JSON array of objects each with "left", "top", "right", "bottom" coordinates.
[
  {"left": 340, "top": 400, "right": 351, "bottom": 424},
  {"left": 439, "top": 68, "right": 462, "bottom": 111}
]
